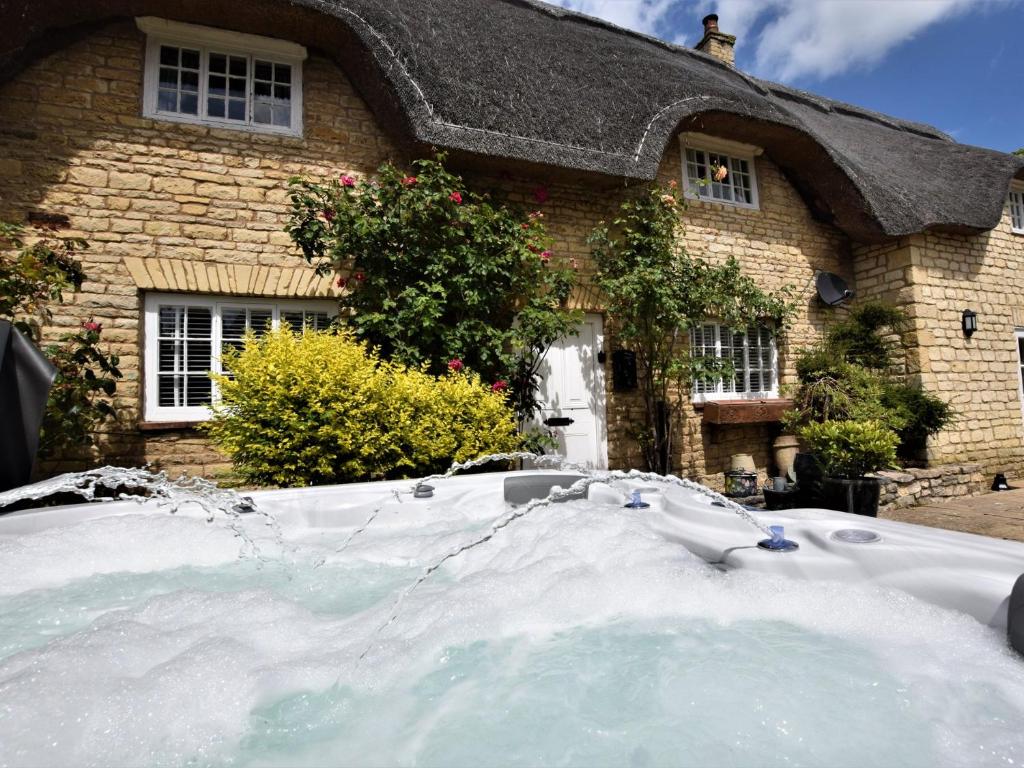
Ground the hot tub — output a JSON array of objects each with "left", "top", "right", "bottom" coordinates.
[{"left": 0, "top": 469, "right": 1022, "bottom": 766}]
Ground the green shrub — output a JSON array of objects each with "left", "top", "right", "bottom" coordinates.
[
  {"left": 798, "top": 420, "right": 899, "bottom": 478},
  {"left": 782, "top": 354, "right": 889, "bottom": 432},
  {"left": 285, "top": 153, "right": 582, "bottom": 425},
  {"left": 880, "top": 383, "right": 955, "bottom": 456},
  {"left": 203, "top": 328, "right": 520, "bottom": 486}
]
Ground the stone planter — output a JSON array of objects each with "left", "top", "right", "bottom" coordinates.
[
  {"left": 823, "top": 476, "right": 882, "bottom": 517},
  {"left": 772, "top": 434, "right": 800, "bottom": 478}
]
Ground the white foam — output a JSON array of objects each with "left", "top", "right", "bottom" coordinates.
[{"left": 0, "top": 498, "right": 1021, "bottom": 766}]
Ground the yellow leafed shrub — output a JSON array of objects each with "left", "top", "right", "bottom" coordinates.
[{"left": 204, "top": 328, "right": 520, "bottom": 486}]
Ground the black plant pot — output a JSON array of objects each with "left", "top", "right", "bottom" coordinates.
[
  {"left": 823, "top": 477, "right": 881, "bottom": 517},
  {"left": 792, "top": 452, "right": 825, "bottom": 508}
]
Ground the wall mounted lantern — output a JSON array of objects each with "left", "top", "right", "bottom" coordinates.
[{"left": 961, "top": 309, "right": 977, "bottom": 338}]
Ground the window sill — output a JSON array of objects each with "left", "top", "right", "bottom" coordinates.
[
  {"left": 683, "top": 195, "right": 760, "bottom": 212},
  {"left": 700, "top": 399, "right": 793, "bottom": 425},
  {"left": 138, "top": 420, "right": 205, "bottom": 432}
]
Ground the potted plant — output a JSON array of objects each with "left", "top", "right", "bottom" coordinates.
[{"left": 798, "top": 419, "right": 898, "bottom": 517}]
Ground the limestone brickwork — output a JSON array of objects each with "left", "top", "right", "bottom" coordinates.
[
  {"left": 853, "top": 209, "right": 1024, "bottom": 479},
  {"left": 2, "top": 19, "right": 1019, "bottom": 486},
  {"left": 0, "top": 21, "right": 397, "bottom": 475}
]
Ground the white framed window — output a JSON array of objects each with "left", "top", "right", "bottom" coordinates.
[
  {"left": 680, "top": 133, "right": 761, "bottom": 210},
  {"left": 1015, "top": 330, "right": 1024, "bottom": 423},
  {"left": 690, "top": 323, "right": 778, "bottom": 402},
  {"left": 137, "top": 17, "right": 306, "bottom": 137},
  {"left": 1009, "top": 183, "right": 1024, "bottom": 234},
  {"left": 143, "top": 293, "right": 336, "bottom": 422}
]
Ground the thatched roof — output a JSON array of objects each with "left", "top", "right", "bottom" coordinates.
[{"left": 2, "top": 0, "right": 1022, "bottom": 242}]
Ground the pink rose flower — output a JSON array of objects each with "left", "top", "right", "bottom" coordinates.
[
  {"left": 82, "top": 321, "right": 101, "bottom": 333},
  {"left": 713, "top": 165, "right": 728, "bottom": 182},
  {"left": 491, "top": 380, "right": 508, "bottom": 393},
  {"left": 353, "top": 271, "right": 365, "bottom": 282},
  {"left": 528, "top": 210, "right": 543, "bottom": 219},
  {"left": 448, "top": 358, "right": 464, "bottom": 372},
  {"left": 340, "top": 175, "right": 356, "bottom": 187},
  {"left": 449, "top": 191, "right": 463, "bottom": 204},
  {"left": 401, "top": 176, "right": 418, "bottom": 186},
  {"left": 569, "top": 258, "right": 578, "bottom": 270},
  {"left": 540, "top": 250, "right": 552, "bottom": 263}
]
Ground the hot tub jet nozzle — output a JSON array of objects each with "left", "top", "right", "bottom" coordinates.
[{"left": 758, "top": 524, "right": 799, "bottom": 553}]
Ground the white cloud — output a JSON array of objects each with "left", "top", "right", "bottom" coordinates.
[
  {"left": 545, "top": 0, "right": 681, "bottom": 39},
  {"left": 729, "top": 0, "right": 1010, "bottom": 81},
  {"left": 544, "top": 0, "right": 1017, "bottom": 82}
]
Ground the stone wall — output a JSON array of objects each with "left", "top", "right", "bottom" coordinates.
[
  {"left": 912, "top": 219, "right": 1024, "bottom": 478},
  {"left": 877, "top": 463, "right": 986, "bottom": 512},
  {"left": 851, "top": 207, "right": 1024, "bottom": 479}
]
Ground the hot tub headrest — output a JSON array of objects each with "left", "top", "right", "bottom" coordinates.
[{"left": 1010, "top": 573, "right": 1024, "bottom": 657}]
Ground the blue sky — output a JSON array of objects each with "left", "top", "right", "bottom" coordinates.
[{"left": 549, "top": 0, "right": 1024, "bottom": 153}]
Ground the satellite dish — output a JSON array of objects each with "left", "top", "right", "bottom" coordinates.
[{"left": 815, "top": 272, "right": 855, "bottom": 306}]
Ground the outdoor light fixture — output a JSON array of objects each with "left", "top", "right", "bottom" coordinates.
[{"left": 961, "top": 309, "right": 977, "bottom": 338}]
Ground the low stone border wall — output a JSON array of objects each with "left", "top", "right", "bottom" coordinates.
[{"left": 876, "top": 463, "right": 985, "bottom": 512}]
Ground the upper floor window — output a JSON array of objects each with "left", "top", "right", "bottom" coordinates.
[
  {"left": 690, "top": 322, "right": 777, "bottom": 402},
  {"left": 680, "top": 133, "right": 761, "bottom": 210},
  {"left": 137, "top": 17, "right": 306, "bottom": 137},
  {"left": 143, "top": 293, "right": 336, "bottom": 422},
  {"left": 1010, "top": 185, "right": 1024, "bottom": 234}
]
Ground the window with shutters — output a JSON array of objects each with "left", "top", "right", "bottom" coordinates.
[
  {"left": 143, "top": 293, "right": 335, "bottom": 421},
  {"left": 689, "top": 323, "right": 778, "bottom": 402}
]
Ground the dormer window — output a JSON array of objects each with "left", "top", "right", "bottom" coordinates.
[
  {"left": 1010, "top": 183, "right": 1024, "bottom": 234},
  {"left": 680, "top": 133, "right": 761, "bottom": 210},
  {"left": 137, "top": 17, "right": 305, "bottom": 137}
]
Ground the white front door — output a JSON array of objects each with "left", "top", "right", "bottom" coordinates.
[{"left": 534, "top": 314, "right": 608, "bottom": 469}]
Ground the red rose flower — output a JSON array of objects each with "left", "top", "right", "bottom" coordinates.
[
  {"left": 448, "top": 358, "right": 464, "bottom": 372},
  {"left": 532, "top": 186, "right": 549, "bottom": 204},
  {"left": 82, "top": 321, "right": 101, "bottom": 333},
  {"left": 323, "top": 208, "right": 335, "bottom": 222},
  {"left": 491, "top": 380, "right": 508, "bottom": 392},
  {"left": 449, "top": 191, "right": 463, "bottom": 204},
  {"left": 336, "top": 276, "right": 348, "bottom": 288},
  {"left": 353, "top": 271, "right": 366, "bottom": 282},
  {"left": 401, "top": 176, "right": 418, "bottom": 186}
]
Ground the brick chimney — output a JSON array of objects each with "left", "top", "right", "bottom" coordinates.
[{"left": 695, "top": 14, "right": 736, "bottom": 66}]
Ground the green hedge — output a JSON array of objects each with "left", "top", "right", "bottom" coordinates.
[{"left": 204, "top": 328, "right": 520, "bottom": 486}]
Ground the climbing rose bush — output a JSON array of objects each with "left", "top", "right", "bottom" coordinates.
[
  {"left": 203, "top": 328, "right": 520, "bottom": 486},
  {"left": 0, "top": 222, "right": 122, "bottom": 459},
  {"left": 285, "top": 153, "right": 582, "bottom": 426}
]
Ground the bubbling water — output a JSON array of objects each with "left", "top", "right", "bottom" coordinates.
[{"left": 1, "top": 458, "right": 1023, "bottom": 766}]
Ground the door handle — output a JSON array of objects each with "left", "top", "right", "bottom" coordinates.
[{"left": 543, "top": 416, "right": 575, "bottom": 427}]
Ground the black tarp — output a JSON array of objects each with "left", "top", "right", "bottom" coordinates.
[{"left": 0, "top": 319, "right": 57, "bottom": 492}]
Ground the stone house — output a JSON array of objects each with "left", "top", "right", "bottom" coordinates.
[{"left": 1, "top": 0, "right": 1023, "bottom": 485}]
